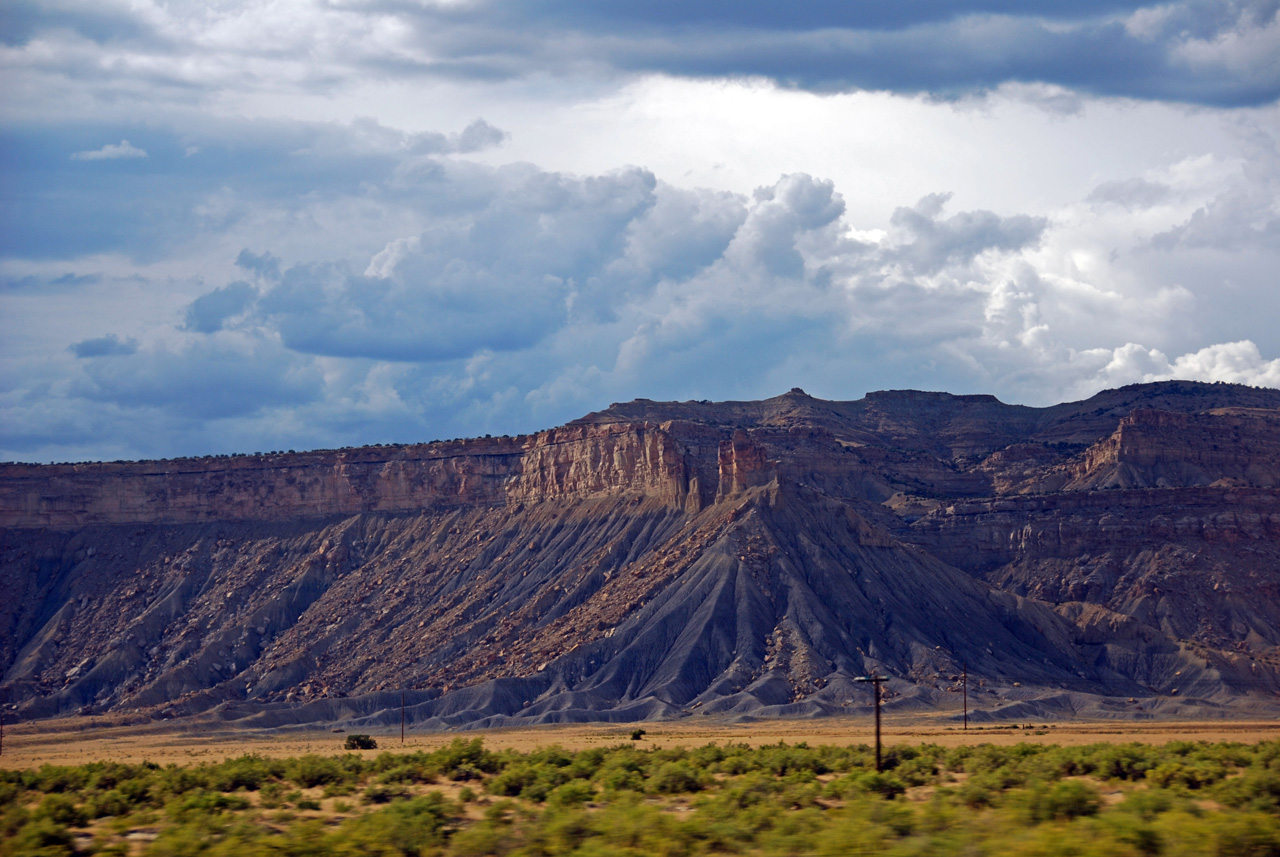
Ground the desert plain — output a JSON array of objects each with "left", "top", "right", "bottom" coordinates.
[{"left": 4, "top": 715, "right": 1278, "bottom": 770}]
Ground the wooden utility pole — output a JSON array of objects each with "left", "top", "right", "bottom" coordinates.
[
  {"left": 855, "top": 674, "right": 886, "bottom": 772},
  {"left": 962, "top": 664, "right": 968, "bottom": 731},
  {"left": 401, "top": 692, "right": 406, "bottom": 745}
]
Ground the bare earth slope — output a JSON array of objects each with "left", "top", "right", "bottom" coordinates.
[{"left": 2, "top": 380, "right": 1279, "bottom": 727}]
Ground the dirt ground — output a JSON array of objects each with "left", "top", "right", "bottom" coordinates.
[{"left": 2, "top": 714, "right": 1277, "bottom": 769}]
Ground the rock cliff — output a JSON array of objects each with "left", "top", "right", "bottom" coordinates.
[{"left": 3, "top": 380, "right": 1279, "bottom": 727}]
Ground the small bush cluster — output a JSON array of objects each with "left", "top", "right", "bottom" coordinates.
[{"left": 2, "top": 737, "right": 1279, "bottom": 855}]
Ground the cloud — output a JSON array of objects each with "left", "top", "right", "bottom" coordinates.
[
  {"left": 183, "top": 281, "right": 257, "bottom": 333},
  {"left": 1085, "top": 340, "right": 1280, "bottom": 390},
  {"left": 235, "top": 249, "right": 281, "bottom": 281},
  {"left": 71, "top": 139, "right": 148, "bottom": 161},
  {"left": 249, "top": 166, "right": 666, "bottom": 361},
  {"left": 3, "top": 104, "right": 1279, "bottom": 460},
  {"left": 70, "top": 334, "right": 138, "bottom": 357},
  {"left": 72, "top": 335, "right": 324, "bottom": 420},
  {"left": 455, "top": 119, "right": 508, "bottom": 153},
  {"left": 4, "top": 2, "right": 1277, "bottom": 110},
  {"left": 886, "top": 193, "right": 1046, "bottom": 275},
  {"left": 1087, "top": 177, "right": 1174, "bottom": 209},
  {"left": 1, "top": 118, "right": 508, "bottom": 262}
]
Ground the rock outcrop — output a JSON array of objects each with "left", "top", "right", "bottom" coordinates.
[{"left": 2, "top": 380, "right": 1279, "bottom": 727}]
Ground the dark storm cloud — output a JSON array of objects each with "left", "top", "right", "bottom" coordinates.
[
  {"left": 377, "top": 0, "right": 1280, "bottom": 106},
  {"left": 509, "top": 0, "right": 1157, "bottom": 30},
  {"left": 7, "top": 1, "right": 1277, "bottom": 107}
]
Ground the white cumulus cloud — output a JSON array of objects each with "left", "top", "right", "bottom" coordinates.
[{"left": 71, "top": 139, "right": 148, "bottom": 161}]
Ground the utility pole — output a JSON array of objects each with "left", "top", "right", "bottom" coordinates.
[
  {"left": 401, "top": 692, "right": 406, "bottom": 745},
  {"left": 855, "top": 674, "right": 886, "bottom": 772},
  {"left": 962, "top": 664, "right": 968, "bottom": 731}
]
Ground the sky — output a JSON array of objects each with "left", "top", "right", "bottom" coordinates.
[{"left": 2, "top": 1, "right": 1279, "bottom": 461}]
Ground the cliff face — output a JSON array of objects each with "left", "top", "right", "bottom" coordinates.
[
  {"left": 3, "top": 380, "right": 1279, "bottom": 727},
  {"left": 0, "top": 424, "right": 705, "bottom": 529},
  {"left": 0, "top": 439, "right": 521, "bottom": 528},
  {"left": 1061, "top": 408, "right": 1280, "bottom": 491}
]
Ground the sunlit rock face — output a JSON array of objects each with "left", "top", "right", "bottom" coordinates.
[{"left": 2, "top": 380, "right": 1279, "bottom": 727}]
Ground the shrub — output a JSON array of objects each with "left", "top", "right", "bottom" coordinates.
[
  {"left": 340, "top": 793, "right": 458, "bottom": 853},
  {"left": 1214, "top": 769, "right": 1280, "bottom": 813},
  {"left": 33, "top": 794, "right": 86, "bottom": 828},
  {"left": 286, "top": 755, "right": 350, "bottom": 789},
  {"left": 1042, "top": 780, "right": 1101, "bottom": 820},
  {"left": 363, "top": 784, "right": 410, "bottom": 805},
  {"left": 487, "top": 765, "right": 538, "bottom": 798},
  {"left": 85, "top": 789, "right": 134, "bottom": 820},
  {"left": 344, "top": 734, "right": 377, "bottom": 751},
  {"left": 630, "top": 729, "right": 646, "bottom": 741},
  {"left": 166, "top": 789, "right": 249, "bottom": 822},
  {"left": 258, "top": 782, "right": 284, "bottom": 809},
  {"left": 31, "top": 766, "right": 89, "bottom": 795},
  {"left": 547, "top": 779, "right": 595, "bottom": 808},
  {"left": 648, "top": 761, "right": 704, "bottom": 795},
  {"left": 5, "top": 816, "right": 76, "bottom": 857},
  {"left": 432, "top": 738, "right": 499, "bottom": 779},
  {"left": 207, "top": 754, "right": 279, "bottom": 792}
]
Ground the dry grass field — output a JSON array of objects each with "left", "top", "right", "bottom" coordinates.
[{"left": 4, "top": 714, "right": 1277, "bottom": 769}]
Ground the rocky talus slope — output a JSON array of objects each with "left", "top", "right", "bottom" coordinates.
[{"left": 2, "top": 380, "right": 1279, "bottom": 727}]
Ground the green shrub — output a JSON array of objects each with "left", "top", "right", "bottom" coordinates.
[
  {"left": 155, "top": 766, "right": 206, "bottom": 798},
  {"left": 0, "top": 802, "right": 30, "bottom": 841},
  {"left": 1215, "top": 769, "right": 1280, "bottom": 812},
  {"left": 1042, "top": 779, "right": 1101, "bottom": 820},
  {"left": 648, "top": 761, "right": 705, "bottom": 794},
  {"left": 431, "top": 738, "right": 498, "bottom": 779},
  {"left": 344, "top": 734, "right": 377, "bottom": 751},
  {"left": 340, "top": 792, "right": 458, "bottom": 854},
  {"left": 285, "top": 755, "right": 350, "bottom": 789},
  {"left": 167, "top": 789, "right": 249, "bottom": 821},
  {"left": 85, "top": 789, "right": 134, "bottom": 819},
  {"left": 377, "top": 762, "right": 437, "bottom": 785},
  {"left": 547, "top": 779, "right": 595, "bottom": 808},
  {"left": 5, "top": 816, "right": 76, "bottom": 857},
  {"left": 258, "top": 782, "right": 284, "bottom": 809},
  {"left": 31, "top": 765, "right": 89, "bottom": 795},
  {"left": 206, "top": 754, "right": 280, "bottom": 791},
  {"left": 32, "top": 793, "right": 86, "bottom": 828},
  {"left": 1119, "top": 787, "right": 1175, "bottom": 821},
  {"left": 486, "top": 764, "right": 538, "bottom": 798},
  {"left": 362, "top": 784, "right": 410, "bottom": 804}
]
